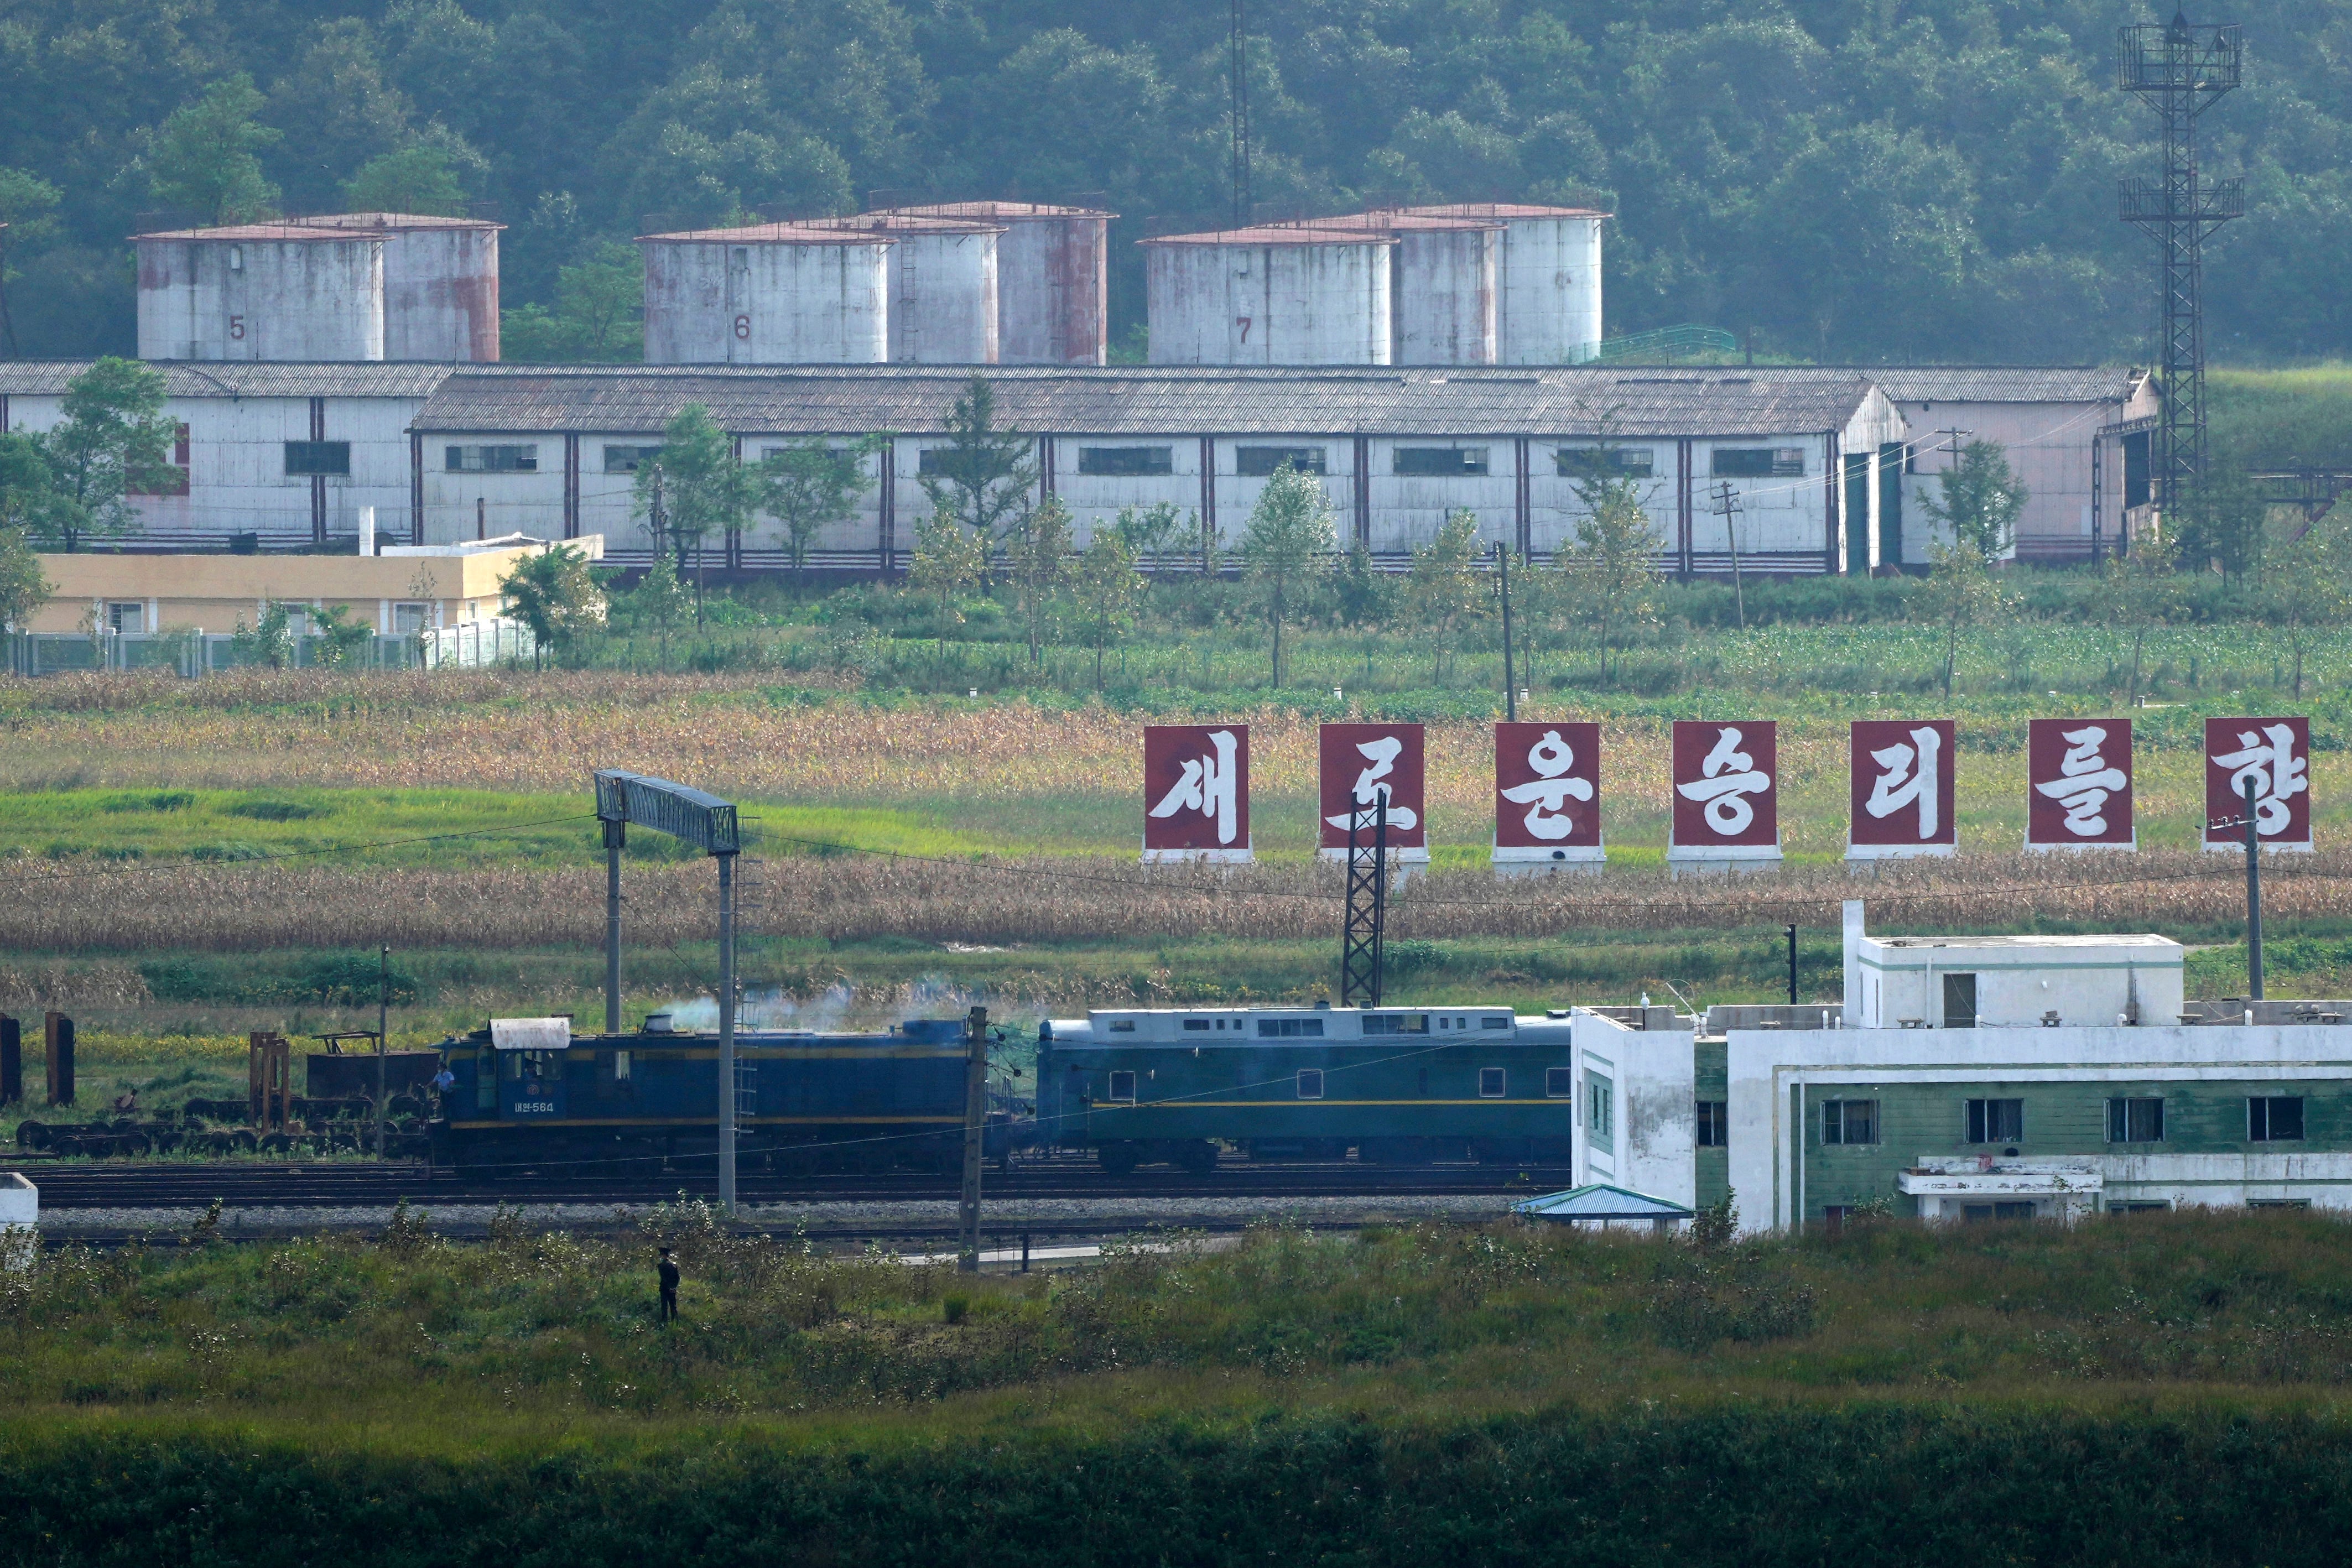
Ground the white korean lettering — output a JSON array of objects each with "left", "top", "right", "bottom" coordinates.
[
  {"left": 1149, "top": 728, "right": 1241, "bottom": 845},
  {"left": 1676, "top": 726, "right": 1772, "bottom": 836},
  {"left": 1864, "top": 725, "right": 1943, "bottom": 839},
  {"left": 2213, "top": 723, "right": 2307, "bottom": 837},
  {"left": 1324, "top": 734, "right": 1420, "bottom": 832},
  {"left": 2034, "top": 724, "right": 2128, "bottom": 836},
  {"left": 1499, "top": 729, "right": 1594, "bottom": 840}
]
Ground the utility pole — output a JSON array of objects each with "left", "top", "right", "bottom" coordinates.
[
  {"left": 958, "top": 1004, "right": 989, "bottom": 1272},
  {"left": 1492, "top": 541, "right": 1517, "bottom": 721},
  {"left": 2119, "top": 11, "right": 2241, "bottom": 514},
  {"left": 1229, "top": 0, "right": 1251, "bottom": 226},
  {"left": 1709, "top": 480, "right": 1746, "bottom": 629},
  {"left": 0, "top": 221, "right": 17, "bottom": 359},
  {"left": 1786, "top": 925, "right": 1798, "bottom": 1007},
  {"left": 2242, "top": 774, "right": 2264, "bottom": 1001},
  {"left": 374, "top": 945, "right": 389, "bottom": 1158},
  {"left": 717, "top": 847, "right": 738, "bottom": 1212},
  {"left": 604, "top": 815, "right": 625, "bottom": 1033}
]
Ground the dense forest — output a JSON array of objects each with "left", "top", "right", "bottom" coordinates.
[{"left": 0, "top": 0, "right": 2345, "bottom": 364}]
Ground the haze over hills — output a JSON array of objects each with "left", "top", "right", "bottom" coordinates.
[{"left": 0, "top": 0, "right": 2343, "bottom": 363}]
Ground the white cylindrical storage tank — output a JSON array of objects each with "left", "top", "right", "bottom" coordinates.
[
  {"left": 1295, "top": 213, "right": 1498, "bottom": 364},
  {"left": 1142, "top": 227, "right": 1393, "bottom": 366},
  {"left": 293, "top": 213, "right": 504, "bottom": 361},
  {"left": 134, "top": 225, "right": 386, "bottom": 361},
  {"left": 639, "top": 223, "right": 892, "bottom": 365},
  {"left": 811, "top": 216, "right": 1002, "bottom": 364},
  {"left": 1405, "top": 203, "right": 1607, "bottom": 364},
  {"left": 870, "top": 201, "right": 1112, "bottom": 365}
]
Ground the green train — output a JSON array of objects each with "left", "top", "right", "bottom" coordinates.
[{"left": 1036, "top": 1002, "right": 1581, "bottom": 1173}]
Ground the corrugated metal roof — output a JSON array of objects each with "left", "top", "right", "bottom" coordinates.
[
  {"left": 1403, "top": 201, "right": 1614, "bottom": 221},
  {"left": 1855, "top": 366, "right": 2146, "bottom": 404},
  {"left": 1512, "top": 1184, "right": 1694, "bottom": 1221},
  {"left": 638, "top": 222, "right": 895, "bottom": 246},
  {"left": 1141, "top": 226, "right": 1399, "bottom": 248},
  {"left": 293, "top": 212, "right": 503, "bottom": 232},
  {"left": 409, "top": 364, "right": 1884, "bottom": 437},
  {"left": 0, "top": 361, "right": 459, "bottom": 397},
  {"left": 131, "top": 223, "right": 387, "bottom": 242}
]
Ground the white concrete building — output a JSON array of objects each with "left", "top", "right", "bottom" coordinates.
[
  {"left": 1570, "top": 1006, "right": 1697, "bottom": 1211},
  {"left": 1841, "top": 901, "right": 2187, "bottom": 1030}
]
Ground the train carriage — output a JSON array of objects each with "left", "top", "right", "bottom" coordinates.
[{"left": 1037, "top": 1002, "right": 1581, "bottom": 1173}]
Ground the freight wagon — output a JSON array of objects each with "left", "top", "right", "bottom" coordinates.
[
  {"left": 1036, "top": 1002, "right": 1583, "bottom": 1173},
  {"left": 429, "top": 1014, "right": 1008, "bottom": 1176}
]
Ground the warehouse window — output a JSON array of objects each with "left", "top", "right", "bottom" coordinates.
[
  {"left": 603, "top": 445, "right": 663, "bottom": 473},
  {"left": 1393, "top": 446, "right": 1489, "bottom": 476},
  {"left": 1106, "top": 1071, "right": 1136, "bottom": 1103},
  {"left": 284, "top": 440, "right": 351, "bottom": 477},
  {"left": 1821, "top": 1098, "right": 1877, "bottom": 1145},
  {"left": 1711, "top": 447, "right": 1805, "bottom": 478},
  {"left": 2249, "top": 1197, "right": 2313, "bottom": 1209},
  {"left": 1966, "top": 1098, "right": 2023, "bottom": 1144},
  {"left": 1545, "top": 1067, "right": 1573, "bottom": 1098},
  {"left": 446, "top": 444, "right": 537, "bottom": 473},
  {"left": 1695, "top": 1100, "right": 1727, "bottom": 1147},
  {"left": 1257, "top": 1017, "right": 1324, "bottom": 1038},
  {"left": 1297, "top": 1069, "right": 1324, "bottom": 1100},
  {"left": 1362, "top": 1013, "right": 1428, "bottom": 1035},
  {"left": 2107, "top": 1097, "right": 2164, "bottom": 1144},
  {"left": 1480, "top": 1067, "right": 1507, "bottom": 1099},
  {"left": 2249, "top": 1096, "right": 2305, "bottom": 1142},
  {"left": 133, "top": 423, "right": 192, "bottom": 496},
  {"left": 1556, "top": 445, "right": 1654, "bottom": 478},
  {"left": 1076, "top": 446, "right": 1174, "bottom": 477},
  {"left": 1236, "top": 446, "right": 1327, "bottom": 476}
]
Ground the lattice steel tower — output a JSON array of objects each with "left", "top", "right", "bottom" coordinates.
[{"left": 2118, "top": 9, "right": 2241, "bottom": 511}]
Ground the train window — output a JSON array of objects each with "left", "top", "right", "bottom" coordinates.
[
  {"left": 1481, "top": 1016, "right": 1510, "bottom": 1030},
  {"left": 1109, "top": 1019, "right": 1137, "bottom": 1033},
  {"left": 1257, "top": 1018, "right": 1325, "bottom": 1038},
  {"left": 1479, "top": 1068, "right": 1506, "bottom": 1098},
  {"left": 1183, "top": 1018, "right": 1211, "bottom": 1031},
  {"left": 1107, "top": 1071, "right": 1137, "bottom": 1103},
  {"left": 1297, "top": 1069, "right": 1324, "bottom": 1100},
  {"left": 1545, "top": 1067, "right": 1573, "bottom": 1098},
  {"left": 1362, "top": 1013, "right": 1428, "bottom": 1035}
]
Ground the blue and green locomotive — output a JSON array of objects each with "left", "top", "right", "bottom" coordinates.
[
  {"left": 1036, "top": 1002, "right": 1580, "bottom": 1173},
  {"left": 428, "top": 1014, "right": 1004, "bottom": 1175}
]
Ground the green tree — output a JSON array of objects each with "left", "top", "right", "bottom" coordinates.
[
  {"left": 1918, "top": 538, "right": 2014, "bottom": 699},
  {"left": 499, "top": 544, "right": 608, "bottom": 669},
  {"left": 1112, "top": 501, "right": 1187, "bottom": 565},
  {"left": 908, "top": 508, "right": 986, "bottom": 662},
  {"left": 629, "top": 553, "right": 693, "bottom": 669},
  {"left": 147, "top": 75, "right": 280, "bottom": 225},
  {"left": 2173, "top": 460, "right": 2269, "bottom": 586},
  {"left": 308, "top": 604, "right": 376, "bottom": 668},
  {"left": 0, "top": 526, "right": 51, "bottom": 630},
  {"left": 757, "top": 434, "right": 886, "bottom": 591},
  {"left": 342, "top": 144, "right": 470, "bottom": 215},
  {"left": 1003, "top": 493, "right": 1073, "bottom": 669},
  {"left": 1918, "top": 439, "right": 2028, "bottom": 559},
  {"left": 917, "top": 376, "right": 1037, "bottom": 548},
  {"left": 0, "top": 431, "right": 60, "bottom": 537},
  {"left": 35, "top": 359, "right": 179, "bottom": 552},
  {"left": 500, "top": 243, "right": 646, "bottom": 363},
  {"left": 1237, "top": 462, "right": 1335, "bottom": 687},
  {"left": 231, "top": 602, "right": 296, "bottom": 670},
  {"left": 1069, "top": 527, "right": 1144, "bottom": 690},
  {"left": 2089, "top": 529, "right": 2183, "bottom": 704},
  {"left": 1405, "top": 508, "right": 1488, "bottom": 685},
  {"left": 1551, "top": 447, "right": 1665, "bottom": 685},
  {"left": 0, "top": 166, "right": 63, "bottom": 357},
  {"left": 2261, "top": 515, "right": 2352, "bottom": 697},
  {"left": 634, "top": 404, "right": 752, "bottom": 626}
]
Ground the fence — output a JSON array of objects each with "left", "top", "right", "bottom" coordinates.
[{"left": 6, "top": 619, "right": 534, "bottom": 677}]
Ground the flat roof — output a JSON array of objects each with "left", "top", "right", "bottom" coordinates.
[
  {"left": 132, "top": 223, "right": 388, "bottom": 243},
  {"left": 870, "top": 200, "right": 1116, "bottom": 221},
  {"left": 1141, "top": 225, "right": 1398, "bottom": 248},
  {"left": 1401, "top": 201, "right": 1614, "bottom": 221},
  {"left": 288, "top": 211, "right": 503, "bottom": 233},
  {"left": 639, "top": 222, "right": 897, "bottom": 246},
  {"left": 1870, "top": 934, "right": 2183, "bottom": 950}
]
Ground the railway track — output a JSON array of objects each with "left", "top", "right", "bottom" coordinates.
[{"left": 24, "top": 1160, "right": 1576, "bottom": 1210}]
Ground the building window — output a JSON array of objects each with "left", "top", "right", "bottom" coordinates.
[
  {"left": 1182, "top": 1018, "right": 1210, "bottom": 1032},
  {"left": 2248, "top": 1197, "right": 2313, "bottom": 1209},
  {"left": 1257, "top": 1017, "right": 1324, "bottom": 1038},
  {"left": 1696, "top": 1100, "right": 1728, "bottom": 1147},
  {"left": 1297, "top": 1068, "right": 1324, "bottom": 1100},
  {"left": 2108, "top": 1200, "right": 2171, "bottom": 1215},
  {"left": 446, "top": 444, "right": 537, "bottom": 473},
  {"left": 1586, "top": 1075, "right": 1612, "bottom": 1139},
  {"left": 1556, "top": 446, "right": 1654, "bottom": 478},
  {"left": 1075, "top": 446, "right": 1173, "bottom": 477},
  {"left": 1966, "top": 1098, "right": 2023, "bottom": 1145},
  {"left": 603, "top": 445, "right": 663, "bottom": 473},
  {"left": 103, "top": 602, "right": 146, "bottom": 634},
  {"left": 1711, "top": 447, "right": 1805, "bottom": 478},
  {"left": 1480, "top": 1015, "right": 1510, "bottom": 1030},
  {"left": 2107, "top": 1097, "right": 2165, "bottom": 1144},
  {"left": 1821, "top": 1098, "right": 1878, "bottom": 1145},
  {"left": 1964, "top": 1202, "right": 2038, "bottom": 1222},
  {"left": 2249, "top": 1096, "right": 2305, "bottom": 1142},
  {"left": 1546, "top": 1067, "right": 1574, "bottom": 1098},
  {"left": 1393, "top": 446, "right": 1489, "bottom": 476},
  {"left": 1362, "top": 1013, "right": 1428, "bottom": 1035},
  {"left": 1106, "top": 1070, "right": 1136, "bottom": 1103},
  {"left": 392, "top": 602, "right": 430, "bottom": 637},
  {"left": 1942, "top": 973, "right": 1978, "bottom": 1029},
  {"left": 1107, "top": 1019, "right": 1137, "bottom": 1033},
  {"left": 284, "top": 440, "right": 352, "bottom": 477},
  {"left": 1236, "top": 446, "right": 1326, "bottom": 476}
]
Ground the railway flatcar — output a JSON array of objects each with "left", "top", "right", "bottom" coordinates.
[
  {"left": 1037, "top": 1002, "right": 1583, "bottom": 1174},
  {"left": 429, "top": 1014, "right": 1008, "bottom": 1176}
]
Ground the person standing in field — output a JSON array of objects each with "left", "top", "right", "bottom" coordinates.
[{"left": 657, "top": 1247, "right": 680, "bottom": 1323}]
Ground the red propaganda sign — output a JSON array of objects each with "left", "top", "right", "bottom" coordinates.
[
  {"left": 2027, "top": 718, "right": 2134, "bottom": 850},
  {"left": 1669, "top": 720, "right": 1777, "bottom": 852},
  {"left": 1318, "top": 723, "right": 1427, "bottom": 855},
  {"left": 1142, "top": 724, "right": 1251, "bottom": 862},
  {"left": 2205, "top": 716, "right": 2312, "bottom": 851},
  {"left": 1494, "top": 722, "right": 1601, "bottom": 855},
  {"left": 1849, "top": 720, "right": 1957, "bottom": 857}
]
